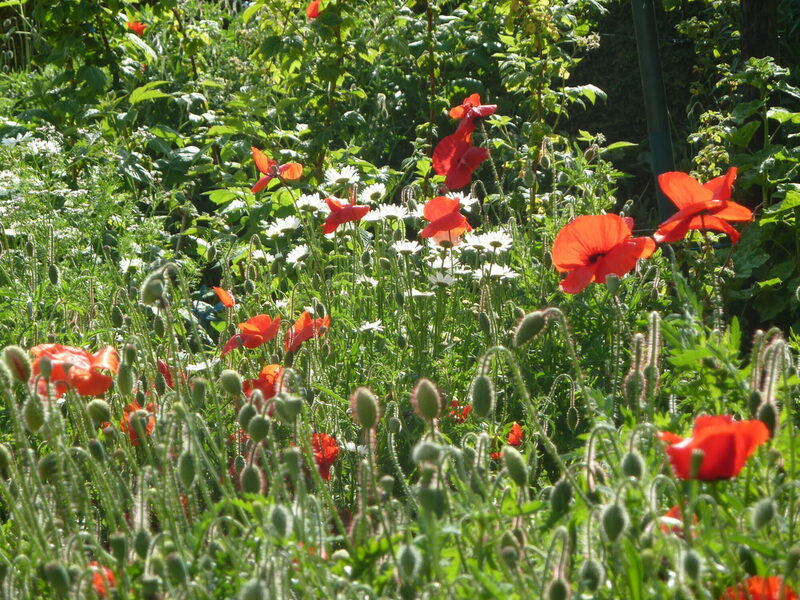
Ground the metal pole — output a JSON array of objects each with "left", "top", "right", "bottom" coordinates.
[{"left": 630, "top": 0, "right": 675, "bottom": 220}]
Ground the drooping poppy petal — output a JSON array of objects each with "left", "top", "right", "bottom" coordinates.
[
  {"left": 285, "top": 312, "right": 330, "bottom": 352},
  {"left": 720, "top": 576, "right": 797, "bottom": 600},
  {"left": 703, "top": 167, "right": 738, "bottom": 202},
  {"left": 508, "top": 422, "right": 523, "bottom": 446},
  {"left": 418, "top": 196, "right": 472, "bottom": 243},
  {"left": 251, "top": 147, "right": 304, "bottom": 193},
  {"left": 322, "top": 198, "right": 370, "bottom": 234},
  {"left": 89, "top": 561, "right": 116, "bottom": 597},
  {"left": 419, "top": 210, "right": 470, "bottom": 239},
  {"left": 277, "top": 162, "right": 303, "bottom": 180},
  {"left": 312, "top": 433, "right": 339, "bottom": 480},
  {"left": 306, "top": 0, "right": 321, "bottom": 18},
  {"left": 127, "top": 21, "right": 147, "bottom": 36},
  {"left": 658, "top": 171, "right": 713, "bottom": 210},
  {"left": 243, "top": 364, "right": 283, "bottom": 402},
  {"left": 423, "top": 195, "right": 461, "bottom": 222},
  {"left": 213, "top": 286, "right": 235, "bottom": 308},
  {"left": 433, "top": 134, "right": 490, "bottom": 190}
]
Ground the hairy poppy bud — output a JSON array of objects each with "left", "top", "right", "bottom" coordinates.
[
  {"left": 122, "top": 343, "right": 137, "bottom": 365},
  {"left": 109, "top": 531, "right": 128, "bottom": 563},
  {"left": 23, "top": 396, "right": 45, "bottom": 432},
  {"left": 604, "top": 273, "right": 619, "bottom": 295},
  {"left": 547, "top": 578, "right": 570, "bottom": 600},
  {"left": 237, "top": 403, "right": 257, "bottom": 431},
  {"left": 155, "top": 372, "right": 167, "bottom": 395},
  {"left": 398, "top": 544, "right": 422, "bottom": 582},
  {"left": 757, "top": 401, "right": 778, "bottom": 437},
  {"left": 683, "top": 549, "right": 702, "bottom": 581},
  {"left": 178, "top": 450, "right": 196, "bottom": 489},
  {"left": 87, "top": 400, "right": 111, "bottom": 426},
  {"left": 191, "top": 377, "right": 207, "bottom": 405},
  {"left": 411, "top": 378, "right": 442, "bottom": 422},
  {"left": 240, "top": 464, "right": 262, "bottom": 494},
  {"left": 219, "top": 370, "right": 243, "bottom": 396},
  {"left": 283, "top": 447, "right": 302, "bottom": 480},
  {"left": 602, "top": 503, "right": 628, "bottom": 542},
  {"left": 387, "top": 417, "right": 402, "bottom": 434},
  {"left": 412, "top": 441, "right": 441, "bottom": 465},
  {"left": 580, "top": 559, "right": 604, "bottom": 592},
  {"left": 514, "top": 311, "right": 545, "bottom": 347},
  {"left": 3, "top": 345, "right": 31, "bottom": 383},
  {"left": 43, "top": 560, "right": 71, "bottom": 597},
  {"left": 621, "top": 452, "right": 645, "bottom": 479},
  {"left": 140, "top": 274, "right": 165, "bottom": 306},
  {"left": 38, "top": 453, "right": 59, "bottom": 482},
  {"left": 153, "top": 315, "right": 166, "bottom": 337},
  {"left": 48, "top": 263, "right": 59, "bottom": 286},
  {"left": 117, "top": 363, "right": 134, "bottom": 397},
  {"left": 499, "top": 545, "right": 518, "bottom": 569},
  {"left": 550, "top": 479, "right": 573, "bottom": 514},
  {"left": 513, "top": 306, "right": 525, "bottom": 320},
  {"left": 503, "top": 446, "right": 527, "bottom": 488},
  {"left": 165, "top": 552, "right": 188, "bottom": 585},
  {"left": 738, "top": 545, "right": 757, "bottom": 576},
  {"left": 275, "top": 393, "right": 303, "bottom": 424},
  {"left": 751, "top": 498, "right": 776, "bottom": 530},
  {"left": 351, "top": 387, "right": 380, "bottom": 429},
  {"left": 478, "top": 311, "right": 491, "bottom": 336},
  {"left": 0, "top": 444, "right": 11, "bottom": 478},
  {"left": 748, "top": 389, "right": 763, "bottom": 416},
  {"left": 134, "top": 529, "right": 150, "bottom": 559},
  {"left": 786, "top": 546, "right": 800, "bottom": 575},
  {"left": 379, "top": 474, "right": 394, "bottom": 494},
  {"left": 247, "top": 415, "right": 269, "bottom": 443},
  {"left": 471, "top": 374, "right": 495, "bottom": 418},
  {"left": 88, "top": 439, "right": 105, "bottom": 463},
  {"left": 270, "top": 505, "right": 292, "bottom": 539}
]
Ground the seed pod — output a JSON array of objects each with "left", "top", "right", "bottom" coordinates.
[
  {"left": 601, "top": 503, "right": 628, "bottom": 543},
  {"left": 2, "top": 345, "right": 31, "bottom": 383},
  {"left": 351, "top": 387, "right": 380, "bottom": 429},
  {"left": 604, "top": 273, "right": 619, "bottom": 295},
  {"left": 503, "top": 446, "right": 528, "bottom": 488},
  {"left": 247, "top": 415, "right": 269, "bottom": 443},
  {"left": 240, "top": 464, "right": 262, "bottom": 494},
  {"left": 547, "top": 578, "right": 570, "bottom": 600},
  {"left": 683, "top": 549, "right": 702, "bottom": 581},
  {"left": 88, "top": 439, "right": 105, "bottom": 463},
  {"left": 178, "top": 450, "right": 196, "bottom": 489},
  {"left": 109, "top": 531, "right": 128, "bottom": 563},
  {"left": 23, "top": 396, "right": 45, "bottom": 432},
  {"left": 580, "top": 559, "right": 604, "bottom": 592},
  {"left": 566, "top": 405, "right": 580, "bottom": 431},
  {"left": 550, "top": 479, "right": 573, "bottom": 514},
  {"left": 398, "top": 544, "right": 422, "bottom": 583},
  {"left": 219, "top": 370, "right": 243, "bottom": 396},
  {"left": 621, "top": 452, "right": 645, "bottom": 480},
  {"left": 165, "top": 552, "right": 188, "bottom": 585},
  {"left": 411, "top": 378, "right": 442, "bottom": 422},
  {"left": 237, "top": 403, "right": 257, "bottom": 431},
  {"left": 514, "top": 311, "right": 546, "bottom": 348},
  {"left": 499, "top": 545, "right": 518, "bottom": 569},
  {"left": 471, "top": 374, "right": 495, "bottom": 418},
  {"left": 134, "top": 529, "right": 151, "bottom": 559},
  {"left": 270, "top": 505, "right": 292, "bottom": 538},
  {"left": 43, "top": 561, "right": 71, "bottom": 597},
  {"left": 87, "top": 399, "right": 111, "bottom": 425},
  {"left": 751, "top": 498, "right": 776, "bottom": 530}
]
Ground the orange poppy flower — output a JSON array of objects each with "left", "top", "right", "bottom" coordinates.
[
  {"left": 31, "top": 344, "right": 119, "bottom": 398},
  {"left": 658, "top": 415, "right": 769, "bottom": 480},
  {"left": 213, "top": 286, "right": 235, "bottom": 308},
  {"left": 306, "top": 0, "right": 321, "bottom": 18},
  {"left": 88, "top": 561, "right": 116, "bottom": 597},
  {"left": 221, "top": 314, "right": 281, "bottom": 357},
  {"left": 120, "top": 401, "right": 156, "bottom": 446},
  {"left": 285, "top": 312, "right": 330, "bottom": 353},
  {"left": 660, "top": 504, "right": 698, "bottom": 538},
  {"left": 321, "top": 197, "right": 370, "bottom": 234},
  {"left": 243, "top": 364, "right": 283, "bottom": 402},
  {"left": 432, "top": 134, "right": 489, "bottom": 190},
  {"left": 449, "top": 93, "right": 497, "bottom": 140},
  {"left": 127, "top": 21, "right": 147, "bottom": 36},
  {"left": 250, "top": 147, "right": 303, "bottom": 194},
  {"left": 552, "top": 214, "right": 656, "bottom": 294},
  {"left": 419, "top": 195, "right": 472, "bottom": 243},
  {"left": 720, "top": 576, "right": 797, "bottom": 600},
  {"left": 312, "top": 433, "right": 339, "bottom": 480},
  {"left": 654, "top": 168, "right": 752, "bottom": 244},
  {"left": 449, "top": 400, "right": 472, "bottom": 423},
  {"left": 491, "top": 422, "right": 523, "bottom": 460}
]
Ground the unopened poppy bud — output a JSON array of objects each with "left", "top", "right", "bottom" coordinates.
[
  {"left": 109, "top": 531, "right": 128, "bottom": 563},
  {"left": 397, "top": 333, "right": 407, "bottom": 348},
  {"left": 0, "top": 443, "right": 11, "bottom": 478},
  {"left": 39, "top": 355, "right": 52, "bottom": 380},
  {"left": 379, "top": 474, "right": 394, "bottom": 494},
  {"left": 786, "top": 546, "right": 800, "bottom": 575},
  {"left": 237, "top": 403, "right": 257, "bottom": 430},
  {"left": 514, "top": 311, "right": 546, "bottom": 347},
  {"left": 604, "top": 273, "right": 619, "bottom": 295},
  {"left": 621, "top": 452, "right": 644, "bottom": 479},
  {"left": 351, "top": 387, "right": 380, "bottom": 429},
  {"left": 601, "top": 503, "right": 628, "bottom": 542},
  {"left": 503, "top": 446, "right": 527, "bottom": 487},
  {"left": 240, "top": 464, "right": 262, "bottom": 494},
  {"left": 48, "top": 263, "right": 59, "bottom": 286},
  {"left": 398, "top": 544, "right": 422, "bottom": 582},
  {"left": 219, "top": 370, "right": 242, "bottom": 396},
  {"left": 88, "top": 439, "right": 105, "bottom": 463},
  {"left": 412, "top": 441, "right": 441, "bottom": 464},
  {"left": 87, "top": 399, "right": 111, "bottom": 425},
  {"left": 122, "top": 343, "right": 136, "bottom": 365},
  {"left": 624, "top": 371, "right": 645, "bottom": 406},
  {"left": 379, "top": 257, "right": 391, "bottom": 270},
  {"left": 550, "top": 479, "right": 573, "bottom": 513},
  {"left": 191, "top": 377, "right": 207, "bottom": 405},
  {"left": 165, "top": 552, "right": 188, "bottom": 585},
  {"left": 499, "top": 545, "right": 519, "bottom": 569},
  {"left": 411, "top": 378, "right": 442, "bottom": 422},
  {"left": 751, "top": 498, "right": 776, "bottom": 530},
  {"left": 580, "top": 559, "right": 604, "bottom": 591},
  {"left": 23, "top": 396, "right": 45, "bottom": 432},
  {"left": 683, "top": 549, "right": 702, "bottom": 581},
  {"left": 513, "top": 306, "right": 525, "bottom": 320},
  {"left": 539, "top": 153, "right": 551, "bottom": 170},
  {"left": 140, "top": 275, "right": 165, "bottom": 306},
  {"left": 748, "top": 389, "right": 762, "bottom": 416},
  {"left": 117, "top": 363, "right": 134, "bottom": 397},
  {"left": 283, "top": 447, "right": 302, "bottom": 480},
  {"left": 3, "top": 345, "right": 31, "bottom": 383},
  {"left": 738, "top": 545, "right": 757, "bottom": 575},
  {"left": 689, "top": 448, "right": 705, "bottom": 479},
  {"left": 547, "top": 578, "right": 570, "bottom": 600},
  {"left": 43, "top": 560, "right": 71, "bottom": 597},
  {"left": 134, "top": 529, "right": 150, "bottom": 559},
  {"left": 153, "top": 315, "right": 166, "bottom": 337},
  {"left": 757, "top": 401, "right": 778, "bottom": 437},
  {"left": 566, "top": 405, "right": 580, "bottom": 431},
  {"left": 470, "top": 374, "right": 495, "bottom": 418},
  {"left": 394, "top": 291, "right": 405, "bottom": 307},
  {"left": 240, "top": 578, "right": 267, "bottom": 600},
  {"left": 387, "top": 417, "right": 402, "bottom": 434},
  {"left": 478, "top": 311, "right": 491, "bottom": 336},
  {"left": 244, "top": 279, "right": 256, "bottom": 294},
  {"left": 155, "top": 372, "right": 167, "bottom": 395},
  {"left": 38, "top": 453, "right": 58, "bottom": 482},
  {"left": 247, "top": 415, "right": 270, "bottom": 443},
  {"left": 275, "top": 393, "right": 303, "bottom": 423},
  {"left": 270, "top": 504, "right": 292, "bottom": 539},
  {"left": 178, "top": 450, "right": 196, "bottom": 488}
]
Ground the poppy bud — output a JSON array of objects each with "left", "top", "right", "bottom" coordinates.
[
  {"left": 683, "top": 549, "right": 702, "bottom": 581},
  {"left": 134, "top": 529, "right": 151, "bottom": 559},
  {"left": 513, "top": 306, "right": 525, "bottom": 320},
  {"left": 244, "top": 280, "right": 256, "bottom": 294},
  {"left": 580, "top": 559, "right": 604, "bottom": 592},
  {"left": 219, "top": 370, "right": 243, "bottom": 396},
  {"left": 601, "top": 503, "right": 628, "bottom": 542},
  {"left": 624, "top": 371, "right": 645, "bottom": 406},
  {"left": 241, "top": 578, "right": 267, "bottom": 600},
  {"left": 786, "top": 546, "right": 800, "bottom": 575},
  {"left": 547, "top": 578, "right": 570, "bottom": 600},
  {"left": 411, "top": 378, "right": 442, "bottom": 422},
  {"left": 397, "top": 333, "right": 407, "bottom": 348},
  {"left": 165, "top": 552, "right": 188, "bottom": 585},
  {"left": 86, "top": 399, "right": 111, "bottom": 425},
  {"left": 478, "top": 311, "right": 491, "bottom": 336},
  {"left": 604, "top": 273, "right": 619, "bottom": 295},
  {"left": 499, "top": 545, "right": 519, "bottom": 570},
  {"left": 394, "top": 291, "right": 405, "bottom": 307},
  {"left": 398, "top": 544, "right": 422, "bottom": 582},
  {"left": 38, "top": 453, "right": 59, "bottom": 482},
  {"left": 751, "top": 498, "right": 776, "bottom": 530},
  {"left": 191, "top": 377, "right": 207, "bottom": 405},
  {"left": 88, "top": 439, "right": 105, "bottom": 463},
  {"left": 470, "top": 374, "right": 495, "bottom": 418},
  {"left": 539, "top": 153, "right": 551, "bottom": 170},
  {"left": 379, "top": 474, "right": 395, "bottom": 494},
  {"left": 240, "top": 464, "right": 262, "bottom": 494},
  {"left": 237, "top": 403, "right": 257, "bottom": 431},
  {"left": 117, "top": 363, "right": 135, "bottom": 397},
  {"left": 23, "top": 396, "right": 45, "bottom": 432},
  {"left": 43, "top": 560, "right": 71, "bottom": 597},
  {"left": 247, "top": 415, "right": 270, "bottom": 443},
  {"left": 155, "top": 372, "right": 167, "bottom": 395},
  {"left": 178, "top": 450, "right": 196, "bottom": 488},
  {"left": 47, "top": 263, "right": 59, "bottom": 286},
  {"left": 153, "top": 315, "right": 166, "bottom": 337},
  {"left": 387, "top": 417, "right": 402, "bottom": 434},
  {"left": 121, "top": 343, "right": 136, "bottom": 365},
  {"left": 412, "top": 441, "right": 441, "bottom": 464},
  {"left": 0, "top": 444, "right": 11, "bottom": 478},
  {"left": 756, "top": 401, "right": 778, "bottom": 437},
  {"left": 748, "top": 389, "right": 762, "bottom": 416},
  {"left": 283, "top": 447, "right": 302, "bottom": 480},
  {"left": 513, "top": 311, "right": 546, "bottom": 347},
  {"left": 270, "top": 505, "right": 292, "bottom": 539},
  {"left": 417, "top": 487, "right": 445, "bottom": 516},
  {"left": 140, "top": 274, "right": 165, "bottom": 306},
  {"left": 379, "top": 257, "right": 392, "bottom": 270},
  {"left": 109, "top": 531, "right": 128, "bottom": 563},
  {"left": 275, "top": 393, "right": 303, "bottom": 424},
  {"left": 3, "top": 345, "right": 31, "bottom": 383},
  {"left": 550, "top": 479, "right": 573, "bottom": 513},
  {"left": 351, "top": 387, "right": 380, "bottom": 429},
  {"left": 503, "top": 446, "right": 527, "bottom": 488},
  {"left": 738, "top": 544, "right": 757, "bottom": 575},
  {"left": 621, "top": 452, "right": 645, "bottom": 479},
  {"left": 566, "top": 405, "right": 580, "bottom": 431}
]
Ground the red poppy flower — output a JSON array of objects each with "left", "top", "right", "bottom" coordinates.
[
  {"left": 508, "top": 422, "right": 523, "bottom": 446},
  {"left": 312, "top": 433, "right": 339, "bottom": 480},
  {"left": 720, "top": 576, "right": 797, "bottom": 600},
  {"left": 419, "top": 195, "right": 472, "bottom": 243},
  {"left": 449, "top": 93, "right": 497, "bottom": 140},
  {"left": 243, "top": 364, "right": 283, "bottom": 402},
  {"left": 127, "top": 21, "right": 147, "bottom": 36},
  {"left": 306, "top": 0, "right": 321, "bottom": 18},
  {"left": 121, "top": 401, "right": 156, "bottom": 446},
  {"left": 432, "top": 134, "right": 490, "bottom": 190},
  {"left": 31, "top": 344, "right": 119, "bottom": 398},
  {"left": 321, "top": 197, "right": 370, "bottom": 235},
  {"left": 250, "top": 147, "right": 303, "bottom": 194},
  {"left": 658, "top": 416, "right": 769, "bottom": 480},
  {"left": 157, "top": 359, "right": 174, "bottom": 389},
  {"left": 654, "top": 168, "right": 752, "bottom": 244},
  {"left": 660, "top": 504, "right": 698, "bottom": 538},
  {"left": 221, "top": 314, "right": 281, "bottom": 357},
  {"left": 285, "top": 312, "right": 330, "bottom": 353},
  {"left": 88, "top": 561, "right": 116, "bottom": 597},
  {"left": 449, "top": 400, "right": 473, "bottom": 423},
  {"left": 551, "top": 214, "right": 656, "bottom": 294},
  {"left": 213, "top": 286, "right": 235, "bottom": 308}
]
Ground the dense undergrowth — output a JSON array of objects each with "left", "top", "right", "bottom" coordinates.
[{"left": 0, "top": 0, "right": 799, "bottom": 598}]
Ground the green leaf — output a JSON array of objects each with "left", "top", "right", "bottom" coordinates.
[
  {"left": 728, "top": 121, "right": 760, "bottom": 148},
  {"left": 130, "top": 81, "right": 172, "bottom": 105},
  {"left": 125, "top": 33, "right": 158, "bottom": 61},
  {"left": 602, "top": 141, "right": 638, "bottom": 152},
  {"left": 767, "top": 108, "right": 800, "bottom": 124}
]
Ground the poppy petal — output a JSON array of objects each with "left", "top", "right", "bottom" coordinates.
[
  {"left": 278, "top": 162, "right": 304, "bottom": 180},
  {"left": 559, "top": 264, "right": 597, "bottom": 294},
  {"left": 702, "top": 167, "right": 737, "bottom": 202},
  {"left": 594, "top": 236, "right": 656, "bottom": 283},
  {"left": 213, "top": 286, "right": 235, "bottom": 308},
  {"left": 252, "top": 147, "right": 274, "bottom": 175},
  {"left": 552, "top": 214, "right": 633, "bottom": 272},
  {"left": 220, "top": 335, "right": 243, "bottom": 357},
  {"left": 419, "top": 211, "right": 469, "bottom": 238},
  {"left": 432, "top": 134, "right": 467, "bottom": 176},
  {"left": 251, "top": 175, "right": 272, "bottom": 194},
  {"left": 712, "top": 200, "right": 752, "bottom": 221},
  {"left": 92, "top": 346, "right": 120, "bottom": 374},
  {"left": 423, "top": 196, "right": 461, "bottom": 222},
  {"left": 658, "top": 171, "right": 713, "bottom": 210}
]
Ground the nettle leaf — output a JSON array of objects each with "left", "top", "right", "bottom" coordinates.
[{"left": 130, "top": 81, "right": 172, "bottom": 105}]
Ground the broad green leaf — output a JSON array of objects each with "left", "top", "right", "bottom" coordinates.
[{"left": 130, "top": 81, "right": 171, "bottom": 105}]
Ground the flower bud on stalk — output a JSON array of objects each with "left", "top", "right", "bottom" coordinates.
[
  {"left": 2, "top": 345, "right": 31, "bottom": 383},
  {"left": 351, "top": 387, "right": 380, "bottom": 429},
  {"left": 471, "top": 374, "right": 495, "bottom": 418},
  {"left": 514, "top": 311, "right": 546, "bottom": 347},
  {"left": 411, "top": 378, "right": 442, "bottom": 422}
]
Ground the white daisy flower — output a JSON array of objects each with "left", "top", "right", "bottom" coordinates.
[
  {"left": 296, "top": 193, "right": 330, "bottom": 214},
  {"left": 392, "top": 240, "right": 423, "bottom": 256},
  {"left": 482, "top": 230, "right": 514, "bottom": 253},
  {"left": 356, "top": 274, "right": 379, "bottom": 287},
  {"left": 361, "top": 183, "right": 386, "bottom": 205},
  {"left": 360, "top": 319, "right": 384, "bottom": 333},
  {"left": 472, "top": 264, "right": 518, "bottom": 281},
  {"left": 287, "top": 244, "right": 310, "bottom": 265},
  {"left": 463, "top": 231, "right": 487, "bottom": 252},
  {"left": 446, "top": 191, "right": 480, "bottom": 211},
  {"left": 324, "top": 165, "right": 360, "bottom": 187},
  {"left": 429, "top": 271, "right": 456, "bottom": 287},
  {"left": 408, "top": 288, "right": 435, "bottom": 298},
  {"left": 363, "top": 204, "right": 409, "bottom": 222},
  {"left": 265, "top": 216, "right": 301, "bottom": 238}
]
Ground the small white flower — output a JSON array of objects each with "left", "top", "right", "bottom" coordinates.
[
  {"left": 265, "top": 216, "right": 301, "bottom": 238},
  {"left": 463, "top": 231, "right": 487, "bottom": 252},
  {"left": 356, "top": 274, "right": 378, "bottom": 287},
  {"left": 360, "top": 319, "right": 384, "bottom": 333},
  {"left": 482, "top": 230, "right": 514, "bottom": 253},
  {"left": 363, "top": 204, "right": 409, "bottom": 222},
  {"left": 428, "top": 271, "right": 456, "bottom": 287},
  {"left": 324, "top": 165, "right": 360, "bottom": 187},
  {"left": 408, "top": 288, "right": 435, "bottom": 298},
  {"left": 392, "top": 240, "right": 422, "bottom": 256},
  {"left": 287, "top": 244, "right": 310, "bottom": 265},
  {"left": 27, "top": 138, "right": 61, "bottom": 156},
  {"left": 120, "top": 257, "right": 143, "bottom": 273},
  {"left": 446, "top": 191, "right": 480, "bottom": 211},
  {"left": 472, "top": 264, "right": 518, "bottom": 281},
  {"left": 296, "top": 193, "right": 330, "bottom": 214},
  {"left": 361, "top": 183, "right": 386, "bottom": 205}
]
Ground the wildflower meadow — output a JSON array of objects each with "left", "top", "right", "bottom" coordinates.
[{"left": 0, "top": 0, "right": 799, "bottom": 598}]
